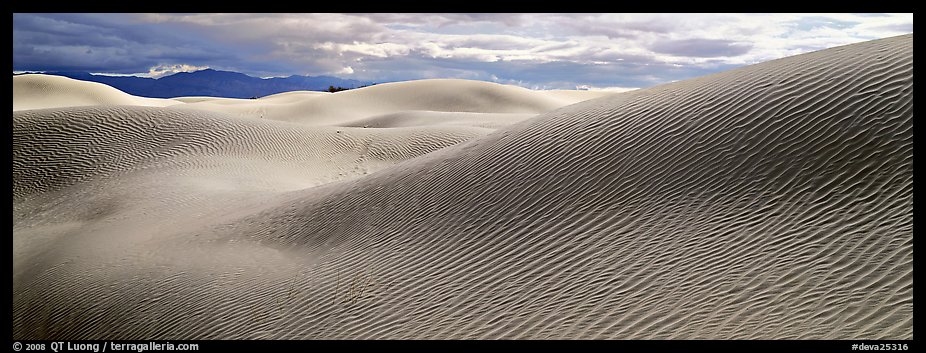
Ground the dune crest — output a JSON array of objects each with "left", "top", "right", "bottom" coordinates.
[
  {"left": 12, "top": 35, "right": 912, "bottom": 340},
  {"left": 12, "top": 74, "right": 182, "bottom": 111},
  {"left": 169, "top": 78, "right": 614, "bottom": 126}
]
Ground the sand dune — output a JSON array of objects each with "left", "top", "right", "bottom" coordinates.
[
  {"left": 14, "top": 75, "right": 609, "bottom": 131},
  {"left": 12, "top": 34, "right": 912, "bottom": 340},
  {"left": 12, "top": 106, "right": 491, "bottom": 201},
  {"left": 339, "top": 110, "right": 538, "bottom": 129},
  {"left": 12, "top": 74, "right": 181, "bottom": 111},
  {"left": 171, "top": 78, "right": 612, "bottom": 126}
]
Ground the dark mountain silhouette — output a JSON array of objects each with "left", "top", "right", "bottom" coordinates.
[{"left": 16, "top": 69, "right": 375, "bottom": 99}]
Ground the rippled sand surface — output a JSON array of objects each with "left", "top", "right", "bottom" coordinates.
[{"left": 13, "top": 34, "right": 912, "bottom": 339}]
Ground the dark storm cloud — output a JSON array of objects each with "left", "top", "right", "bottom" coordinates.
[
  {"left": 650, "top": 38, "right": 754, "bottom": 58},
  {"left": 13, "top": 13, "right": 239, "bottom": 74}
]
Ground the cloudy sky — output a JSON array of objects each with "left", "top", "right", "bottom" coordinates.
[{"left": 12, "top": 13, "right": 913, "bottom": 90}]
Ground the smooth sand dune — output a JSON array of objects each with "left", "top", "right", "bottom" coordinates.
[
  {"left": 170, "top": 96, "right": 256, "bottom": 103},
  {"left": 258, "top": 90, "right": 331, "bottom": 101},
  {"left": 339, "top": 111, "right": 538, "bottom": 129},
  {"left": 12, "top": 74, "right": 182, "bottom": 111},
  {"left": 14, "top": 75, "right": 609, "bottom": 130},
  {"left": 172, "top": 78, "right": 612, "bottom": 126},
  {"left": 12, "top": 35, "right": 912, "bottom": 340},
  {"left": 170, "top": 92, "right": 331, "bottom": 104},
  {"left": 542, "top": 89, "right": 623, "bottom": 101}
]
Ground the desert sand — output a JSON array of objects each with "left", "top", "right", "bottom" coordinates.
[
  {"left": 12, "top": 74, "right": 182, "bottom": 111},
  {"left": 12, "top": 34, "right": 912, "bottom": 340}
]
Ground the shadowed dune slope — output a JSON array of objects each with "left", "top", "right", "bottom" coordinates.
[{"left": 12, "top": 35, "right": 912, "bottom": 340}]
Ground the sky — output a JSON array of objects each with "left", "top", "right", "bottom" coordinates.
[{"left": 12, "top": 13, "right": 913, "bottom": 91}]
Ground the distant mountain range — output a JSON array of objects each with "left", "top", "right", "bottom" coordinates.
[{"left": 13, "top": 69, "right": 376, "bottom": 99}]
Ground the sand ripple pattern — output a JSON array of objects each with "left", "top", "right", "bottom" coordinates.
[
  {"left": 12, "top": 35, "right": 912, "bottom": 340},
  {"left": 13, "top": 107, "right": 483, "bottom": 200}
]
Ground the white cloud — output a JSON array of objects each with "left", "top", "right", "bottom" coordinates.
[
  {"left": 576, "top": 84, "right": 639, "bottom": 92},
  {"left": 146, "top": 63, "right": 210, "bottom": 78},
  {"left": 335, "top": 42, "right": 411, "bottom": 58}
]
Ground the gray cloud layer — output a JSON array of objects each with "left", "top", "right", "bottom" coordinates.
[
  {"left": 13, "top": 13, "right": 913, "bottom": 90},
  {"left": 650, "top": 39, "right": 754, "bottom": 58}
]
